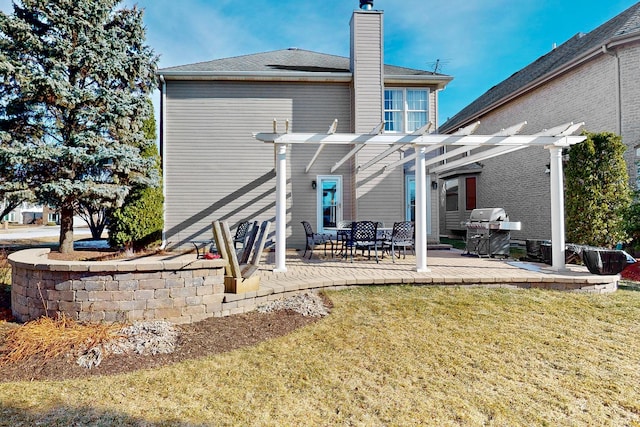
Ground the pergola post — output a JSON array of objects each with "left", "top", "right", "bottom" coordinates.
[
  {"left": 274, "top": 143, "right": 288, "bottom": 272},
  {"left": 415, "top": 145, "right": 430, "bottom": 272},
  {"left": 548, "top": 144, "right": 567, "bottom": 271}
]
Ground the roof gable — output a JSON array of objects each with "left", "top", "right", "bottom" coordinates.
[
  {"left": 158, "top": 48, "right": 451, "bottom": 82},
  {"left": 440, "top": 2, "right": 640, "bottom": 133}
]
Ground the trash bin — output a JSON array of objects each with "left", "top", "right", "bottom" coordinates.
[
  {"left": 526, "top": 239, "right": 550, "bottom": 262},
  {"left": 540, "top": 242, "right": 552, "bottom": 265}
]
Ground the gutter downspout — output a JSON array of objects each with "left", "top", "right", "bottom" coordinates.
[
  {"left": 159, "top": 74, "right": 168, "bottom": 249},
  {"left": 602, "top": 44, "right": 622, "bottom": 135}
]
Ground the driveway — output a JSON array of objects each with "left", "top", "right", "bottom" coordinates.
[{"left": 0, "top": 225, "right": 92, "bottom": 241}]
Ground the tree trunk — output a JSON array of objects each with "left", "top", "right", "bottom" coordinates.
[{"left": 59, "top": 205, "right": 74, "bottom": 253}]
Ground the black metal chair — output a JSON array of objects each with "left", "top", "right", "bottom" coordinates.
[
  {"left": 346, "top": 220, "right": 379, "bottom": 263},
  {"left": 333, "top": 220, "right": 353, "bottom": 257},
  {"left": 301, "top": 221, "right": 333, "bottom": 259},
  {"left": 233, "top": 221, "right": 251, "bottom": 250},
  {"left": 384, "top": 221, "right": 414, "bottom": 262}
]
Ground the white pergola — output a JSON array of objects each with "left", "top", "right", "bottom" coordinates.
[{"left": 254, "top": 121, "right": 587, "bottom": 273}]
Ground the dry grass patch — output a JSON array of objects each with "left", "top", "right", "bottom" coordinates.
[
  {"left": 0, "top": 315, "right": 122, "bottom": 366},
  {"left": 0, "top": 286, "right": 640, "bottom": 426}
]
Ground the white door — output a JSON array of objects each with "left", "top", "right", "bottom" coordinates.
[
  {"left": 316, "top": 176, "right": 342, "bottom": 232},
  {"left": 406, "top": 174, "right": 431, "bottom": 234}
]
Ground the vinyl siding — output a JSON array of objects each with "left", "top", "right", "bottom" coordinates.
[
  {"left": 164, "top": 81, "right": 351, "bottom": 249},
  {"left": 350, "top": 11, "right": 384, "bottom": 133},
  {"left": 355, "top": 146, "right": 405, "bottom": 227}
]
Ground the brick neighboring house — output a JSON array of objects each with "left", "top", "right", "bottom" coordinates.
[
  {"left": 157, "top": 3, "right": 452, "bottom": 250},
  {"left": 439, "top": 2, "right": 640, "bottom": 241}
]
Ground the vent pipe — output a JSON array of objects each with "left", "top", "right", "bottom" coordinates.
[{"left": 359, "top": 0, "right": 373, "bottom": 10}]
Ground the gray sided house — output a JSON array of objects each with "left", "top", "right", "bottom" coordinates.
[
  {"left": 158, "top": 6, "right": 452, "bottom": 250},
  {"left": 439, "top": 2, "right": 640, "bottom": 241}
]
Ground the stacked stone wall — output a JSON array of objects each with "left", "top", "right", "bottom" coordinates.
[{"left": 10, "top": 249, "right": 227, "bottom": 324}]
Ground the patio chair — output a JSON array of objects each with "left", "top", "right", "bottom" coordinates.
[
  {"left": 334, "top": 220, "right": 353, "bottom": 256},
  {"left": 346, "top": 220, "right": 379, "bottom": 263},
  {"left": 233, "top": 221, "right": 251, "bottom": 250},
  {"left": 383, "top": 221, "right": 414, "bottom": 262},
  {"left": 301, "top": 221, "right": 333, "bottom": 259}
]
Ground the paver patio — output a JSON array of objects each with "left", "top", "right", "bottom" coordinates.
[{"left": 250, "top": 248, "right": 618, "bottom": 303}]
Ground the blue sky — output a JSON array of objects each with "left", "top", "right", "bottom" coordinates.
[{"left": 0, "top": 0, "right": 637, "bottom": 125}]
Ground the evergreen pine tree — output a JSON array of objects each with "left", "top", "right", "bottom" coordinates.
[
  {"left": 108, "top": 98, "right": 164, "bottom": 251},
  {"left": 0, "top": 0, "right": 158, "bottom": 252}
]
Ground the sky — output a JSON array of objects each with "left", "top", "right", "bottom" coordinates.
[{"left": 0, "top": 0, "right": 637, "bottom": 126}]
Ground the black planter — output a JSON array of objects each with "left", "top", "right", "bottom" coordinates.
[{"left": 582, "top": 249, "right": 628, "bottom": 275}]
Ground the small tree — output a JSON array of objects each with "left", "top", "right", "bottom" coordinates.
[
  {"left": 0, "top": 0, "right": 159, "bottom": 253},
  {"left": 76, "top": 199, "right": 108, "bottom": 239},
  {"left": 565, "top": 131, "right": 631, "bottom": 248},
  {"left": 623, "top": 190, "right": 640, "bottom": 253},
  {"left": 108, "top": 99, "right": 163, "bottom": 251}
]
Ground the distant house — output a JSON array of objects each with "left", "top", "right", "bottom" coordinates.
[
  {"left": 157, "top": 2, "right": 452, "bottom": 250},
  {"left": 1, "top": 202, "right": 59, "bottom": 225},
  {"left": 439, "top": 2, "right": 640, "bottom": 241}
]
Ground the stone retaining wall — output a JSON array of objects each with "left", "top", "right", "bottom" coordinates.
[{"left": 9, "top": 248, "right": 228, "bottom": 324}]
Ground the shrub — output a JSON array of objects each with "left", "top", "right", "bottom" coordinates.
[
  {"left": 565, "top": 131, "right": 631, "bottom": 248},
  {"left": 623, "top": 190, "right": 640, "bottom": 254},
  {"left": 107, "top": 100, "right": 163, "bottom": 251}
]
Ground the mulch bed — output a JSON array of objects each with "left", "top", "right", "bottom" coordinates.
[
  {"left": 621, "top": 262, "right": 640, "bottom": 282},
  {"left": 0, "top": 288, "right": 332, "bottom": 383}
]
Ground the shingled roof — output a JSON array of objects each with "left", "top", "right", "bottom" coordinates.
[
  {"left": 440, "top": 2, "right": 640, "bottom": 134},
  {"left": 158, "top": 48, "right": 452, "bottom": 87}
]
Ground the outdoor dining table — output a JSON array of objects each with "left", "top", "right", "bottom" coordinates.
[{"left": 325, "top": 224, "right": 392, "bottom": 259}]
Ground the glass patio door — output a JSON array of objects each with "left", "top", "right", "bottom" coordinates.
[
  {"left": 316, "top": 176, "right": 342, "bottom": 232},
  {"left": 406, "top": 175, "right": 416, "bottom": 221},
  {"left": 406, "top": 174, "right": 431, "bottom": 234}
]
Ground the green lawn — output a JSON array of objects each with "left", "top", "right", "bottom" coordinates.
[{"left": 1, "top": 286, "right": 640, "bottom": 426}]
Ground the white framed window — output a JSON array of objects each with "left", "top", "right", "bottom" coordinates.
[
  {"left": 2, "top": 212, "right": 16, "bottom": 222},
  {"left": 48, "top": 213, "right": 60, "bottom": 224},
  {"left": 384, "top": 88, "right": 429, "bottom": 133}
]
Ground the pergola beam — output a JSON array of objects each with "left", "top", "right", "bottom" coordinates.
[
  {"left": 304, "top": 119, "right": 338, "bottom": 173},
  {"left": 358, "top": 122, "right": 432, "bottom": 172},
  {"left": 330, "top": 122, "right": 384, "bottom": 173},
  {"left": 255, "top": 132, "right": 585, "bottom": 147}
]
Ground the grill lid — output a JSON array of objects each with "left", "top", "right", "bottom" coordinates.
[{"left": 469, "top": 208, "right": 508, "bottom": 222}]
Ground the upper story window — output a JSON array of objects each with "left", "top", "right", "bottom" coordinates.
[{"left": 384, "top": 89, "right": 429, "bottom": 133}]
